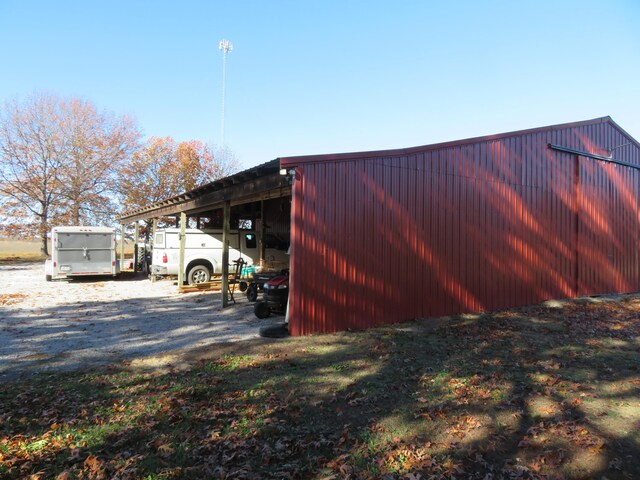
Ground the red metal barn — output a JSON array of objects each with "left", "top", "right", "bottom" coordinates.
[{"left": 280, "top": 116, "right": 640, "bottom": 336}]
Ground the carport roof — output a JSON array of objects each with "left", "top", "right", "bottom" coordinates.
[{"left": 117, "top": 159, "right": 291, "bottom": 224}]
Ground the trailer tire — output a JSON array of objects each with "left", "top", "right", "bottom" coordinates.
[
  {"left": 187, "top": 265, "right": 211, "bottom": 284},
  {"left": 239, "top": 281, "right": 248, "bottom": 292},
  {"left": 254, "top": 301, "right": 271, "bottom": 319},
  {"left": 246, "top": 284, "right": 258, "bottom": 302}
]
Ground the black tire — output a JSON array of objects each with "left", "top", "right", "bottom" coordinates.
[
  {"left": 187, "top": 265, "right": 211, "bottom": 285},
  {"left": 246, "top": 284, "right": 258, "bottom": 302},
  {"left": 254, "top": 301, "right": 271, "bottom": 319},
  {"left": 239, "top": 281, "right": 248, "bottom": 292},
  {"left": 45, "top": 274, "right": 52, "bottom": 282},
  {"left": 259, "top": 323, "right": 289, "bottom": 338}
]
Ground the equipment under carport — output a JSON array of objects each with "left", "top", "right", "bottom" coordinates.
[
  {"left": 179, "top": 259, "right": 249, "bottom": 302},
  {"left": 253, "top": 273, "right": 289, "bottom": 318},
  {"left": 245, "top": 270, "right": 289, "bottom": 302}
]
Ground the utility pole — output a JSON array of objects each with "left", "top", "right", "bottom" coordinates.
[{"left": 218, "top": 39, "right": 233, "bottom": 150}]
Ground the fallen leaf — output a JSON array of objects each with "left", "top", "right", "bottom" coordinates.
[{"left": 157, "top": 443, "right": 175, "bottom": 457}]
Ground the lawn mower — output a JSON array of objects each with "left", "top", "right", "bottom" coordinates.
[
  {"left": 253, "top": 273, "right": 289, "bottom": 319},
  {"left": 245, "top": 269, "right": 289, "bottom": 302}
]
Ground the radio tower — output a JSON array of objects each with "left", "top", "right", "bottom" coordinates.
[{"left": 218, "top": 39, "right": 233, "bottom": 149}]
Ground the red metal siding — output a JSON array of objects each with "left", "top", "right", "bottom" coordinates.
[
  {"left": 285, "top": 118, "right": 640, "bottom": 335},
  {"left": 262, "top": 197, "right": 291, "bottom": 238}
]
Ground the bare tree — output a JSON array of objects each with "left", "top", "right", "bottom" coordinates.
[
  {"left": 0, "top": 93, "right": 141, "bottom": 255},
  {"left": 177, "top": 141, "right": 240, "bottom": 186},
  {"left": 118, "top": 137, "right": 240, "bottom": 239},
  {"left": 0, "top": 94, "right": 68, "bottom": 255},
  {"left": 56, "top": 98, "right": 140, "bottom": 225}
]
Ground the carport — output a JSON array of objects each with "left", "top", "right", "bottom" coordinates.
[{"left": 117, "top": 159, "right": 293, "bottom": 307}]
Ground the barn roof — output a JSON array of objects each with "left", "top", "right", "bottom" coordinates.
[
  {"left": 279, "top": 116, "right": 640, "bottom": 167},
  {"left": 119, "top": 116, "right": 639, "bottom": 224}
]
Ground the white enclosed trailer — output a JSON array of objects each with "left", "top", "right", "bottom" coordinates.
[{"left": 44, "top": 226, "right": 119, "bottom": 281}]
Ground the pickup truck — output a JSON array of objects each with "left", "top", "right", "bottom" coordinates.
[{"left": 151, "top": 228, "right": 289, "bottom": 285}]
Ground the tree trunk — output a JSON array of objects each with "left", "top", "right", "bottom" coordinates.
[
  {"left": 40, "top": 213, "right": 49, "bottom": 257},
  {"left": 72, "top": 199, "right": 81, "bottom": 225}
]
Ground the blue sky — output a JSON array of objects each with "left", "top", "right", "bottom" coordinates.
[{"left": 1, "top": 0, "right": 639, "bottom": 168}]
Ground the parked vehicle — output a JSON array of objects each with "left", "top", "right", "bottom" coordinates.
[
  {"left": 151, "top": 228, "right": 289, "bottom": 285},
  {"left": 45, "top": 226, "right": 119, "bottom": 281},
  {"left": 254, "top": 273, "right": 289, "bottom": 319}
]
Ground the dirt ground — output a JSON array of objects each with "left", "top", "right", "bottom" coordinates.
[{"left": 0, "top": 262, "right": 283, "bottom": 382}]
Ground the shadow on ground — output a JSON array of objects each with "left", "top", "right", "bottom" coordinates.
[
  {"left": 0, "top": 274, "right": 282, "bottom": 381},
  {"left": 0, "top": 295, "right": 639, "bottom": 479}
]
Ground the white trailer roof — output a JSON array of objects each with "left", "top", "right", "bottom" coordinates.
[{"left": 51, "top": 226, "right": 116, "bottom": 233}]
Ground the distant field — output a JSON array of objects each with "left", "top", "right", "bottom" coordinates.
[
  {"left": 0, "top": 238, "right": 134, "bottom": 263},
  {"left": 0, "top": 238, "right": 44, "bottom": 253},
  {"left": 0, "top": 239, "right": 47, "bottom": 262}
]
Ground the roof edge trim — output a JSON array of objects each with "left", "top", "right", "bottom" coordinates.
[{"left": 279, "top": 116, "right": 616, "bottom": 167}]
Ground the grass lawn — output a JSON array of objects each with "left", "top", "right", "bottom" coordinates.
[{"left": 1, "top": 296, "right": 639, "bottom": 479}]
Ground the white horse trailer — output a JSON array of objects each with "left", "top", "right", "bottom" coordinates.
[{"left": 45, "top": 226, "right": 119, "bottom": 281}]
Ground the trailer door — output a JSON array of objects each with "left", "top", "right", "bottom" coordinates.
[{"left": 57, "top": 231, "right": 114, "bottom": 275}]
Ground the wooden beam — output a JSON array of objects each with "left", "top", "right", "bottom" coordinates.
[
  {"left": 150, "top": 218, "right": 158, "bottom": 282},
  {"left": 118, "top": 173, "right": 290, "bottom": 223},
  {"left": 133, "top": 221, "right": 139, "bottom": 272},
  {"left": 187, "top": 186, "right": 292, "bottom": 217},
  {"left": 120, "top": 224, "right": 125, "bottom": 270},
  {"left": 259, "top": 200, "right": 265, "bottom": 267},
  {"left": 221, "top": 200, "right": 231, "bottom": 307},
  {"left": 177, "top": 212, "right": 186, "bottom": 287}
]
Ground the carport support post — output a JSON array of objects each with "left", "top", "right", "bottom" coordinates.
[
  {"left": 120, "top": 224, "right": 125, "bottom": 270},
  {"left": 259, "top": 200, "right": 265, "bottom": 266},
  {"left": 133, "top": 221, "right": 139, "bottom": 272},
  {"left": 177, "top": 212, "right": 186, "bottom": 287},
  {"left": 150, "top": 218, "right": 158, "bottom": 282},
  {"left": 222, "top": 200, "right": 231, "bottom": 307}
]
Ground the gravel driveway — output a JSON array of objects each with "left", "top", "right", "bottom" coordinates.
[{"left": 0, "top": 263, "right": 282, "bottom": 381}]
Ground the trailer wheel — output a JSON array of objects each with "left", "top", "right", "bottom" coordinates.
[
  {"left": 254, "top": 301, "right": 271, "bottom": 319},
  {"left": 246, "top": 284, "right": 258, "bottom": 302},
  {"left": 187, "top": 265, "right": 211, "bottom": 284},
  {"left": 239, "top": 281, "right": 248, "bottom": 292}
]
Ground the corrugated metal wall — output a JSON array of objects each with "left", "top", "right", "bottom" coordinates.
[
  {"left": 263, "top": 197, "right": 291, "bottom": 239},
  {"left": 284, "top": 118, "right": 640, "bottom": 335}
]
